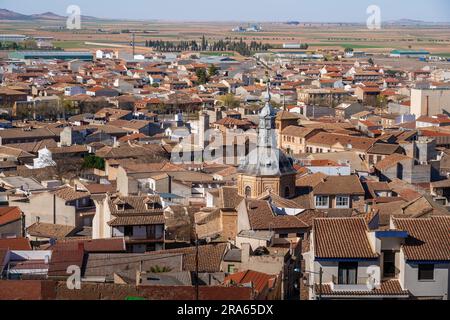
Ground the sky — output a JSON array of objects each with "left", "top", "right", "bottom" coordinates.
[{"left": 1, "top": 0, "right": 449, "bottom": 22}]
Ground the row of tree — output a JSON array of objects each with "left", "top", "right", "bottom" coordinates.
[
  {"left": 144, "top": 36, "right": 273, "bottom": 56},
  {"left": 0, "top": 40, "right": 38, "bottom": 50}
]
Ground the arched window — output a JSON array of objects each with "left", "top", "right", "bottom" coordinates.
[
  {"left": 245, "top": 186, "right": 252, "bottom": 198},
  {"left": 285, "top": 187, "right": 290, "bottom": 198}
]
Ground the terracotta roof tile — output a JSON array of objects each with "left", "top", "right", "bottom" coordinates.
[
  {"left": 0, "top": 207, "right": 22, "bottom": 226},
  {"left": 148, "top": 243, "right": 228, "bottom": 273},
  {"left": 246, "top": 200, "right": 309, "bottom": 230},
  {"left": 0, "top": 238, "right": 31, "bottom": 250},
  {"left": 224, "top": 270, "right": 277, "bottom": 294},
  {"left": 316, "top": 280, "right": 409, "bottom": 297},
  {"left": 393, "top": 216, "right": 450, "bottom": 261},
  {"left": 48, "top": 248, "right": 84, "bottom": 277},
  {"left": 27, "top": 223, "right": 77, "bottom": 239},
  {"left": 52, "top": 186, "right": 90, "bottom": 202},
  {"left": 314, "top": 217, "right": 378, "bottom": 259},
  {"left": 108, "top": 215, "right": 165, "bottom": 227},
  {"left": 52, "top": 238, "right": 126, "bottom": 253},
  {"left": 307, "top": 132, "right": 375, "bottom": 152},
  {"left": 313, "top": 175, "right": 365, "bottom": 196},
  {"left": 374, "top": 154, "right": 411, "bottom": 171}
]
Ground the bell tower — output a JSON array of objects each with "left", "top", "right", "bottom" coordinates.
[{"left": 237, "top": 82, "right": 297, "bottom": 199}]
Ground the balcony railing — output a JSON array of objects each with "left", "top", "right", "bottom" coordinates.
[
  {"left": 331, "top": 275, "right": 378, "bottom": 292},
  {"left": 123, "top": 235, "right": 164, "bottom": 242}
]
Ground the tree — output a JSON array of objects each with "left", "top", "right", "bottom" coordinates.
[
  {"left": 345, "top": 47, "right": 354, "bottom": 53},
  {"left": 208, "top": 64, "right": 218, "bottom": 76},
  {"left": 150, "top": 265, "right": 172, "bottom": 273},
  {"left": 368, "top": 58, "right": 375, "bottom": 66},
  {"left": 82, "top": 155, "right": 105, "bottom": 170},
  {"left": 201, "top": 35, "right": 207, "bottom": 51},
  {"left": 376, "top": 95, "right": 388, "bottom": 109},
  {"left": 195, "top": 68, "right": 209, "bottom": 85},
  {"left": 218, "top": 94, "right": 240, "bottom": 109}
]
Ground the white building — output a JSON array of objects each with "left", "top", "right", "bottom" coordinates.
[
  {"left": 28, "top": 147, "right": 56, "bottom": 169},
  {"left": 410, "top": 88, "right": 450, "bottom": 117},
  {"left": 95, "top": 49, "right": 118, "bottom": 60},
  {"left": 303, "top": 216, "right": 449, "bottom": 300}
]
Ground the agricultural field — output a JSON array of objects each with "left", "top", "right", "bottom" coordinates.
[{"left": 0, "top": 18, "right": 449, "bottom": 55}]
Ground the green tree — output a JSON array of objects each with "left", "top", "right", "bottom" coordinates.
[
  {"left": 196, "top": 68, "right": 209, "bottom": 84},
  {"left": 82, "top": 155, "right": 105, "bottom": 170},
  {"left": 150, "top": 265, "right": 172, "bottom": 273},
  {"left": 377, "top": 95, "right": 388, "bottom": 109},
  {"left": 208, "top": 64, "right": 218, "bottom": 76},
  {"left": 218, "top": 94, "right": 240, "bottom": 109}
]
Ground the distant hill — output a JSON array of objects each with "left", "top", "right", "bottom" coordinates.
[
  {"left": 0, "top": 8, "right": 101, "bottom": 21},
  {"left": 30, "top": 11, "right": 66, "bottom": 20},
  {"left": 0, "top": 8, "right": 30, "bottom": 20}
]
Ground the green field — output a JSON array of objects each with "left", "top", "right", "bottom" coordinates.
[
  {"left": 433, "top": 52, "right": 450, "bottom": 57},
  {"left": 53, "top": 41, "right": 91, "bottom": 49}
]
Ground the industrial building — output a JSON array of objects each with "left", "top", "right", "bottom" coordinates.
[
  {"left": 390, "top": 49, "right": 430, "bottom": 58},
  {"left": 0, "top": 34, "right": 28, "bottom": 42},
  {"left": 8, "top": 51, "right": 94, "bottom": 61}
]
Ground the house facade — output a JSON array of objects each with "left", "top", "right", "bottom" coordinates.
[{"left": 93, "top": 195, "right": 165, "bottom": 253}]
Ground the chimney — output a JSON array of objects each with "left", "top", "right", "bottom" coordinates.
[{"left": 136, "top": 270, "right": 142, "bottom": 286}]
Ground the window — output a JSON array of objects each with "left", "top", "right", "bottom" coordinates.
[
  {"left": 338, "top": 262, "right": 358, "bottom": 285},
  {"left": 245, "top": 186, "right": 252, "bottom": 198},
  {"left": 336, "top": 196, "right": 350, "bottom": 208},
  {"left": 383, "top": 251, "right": 396, "bottom": 278},
  {"left": 285, "top": 187, "right": 291, "bottom": 198},
  {"left": 228, "top": 264, "right": 236, "bottom": 273},
  {"left": 124, "top": 226, "right": 133, "bottom": 237},
  {"left": 296, "top": 233, "right": 305, "bottom": 239},
  {"left": 315, "top": 196, "right": 329, "bottom": 208},
  {"left": 279, "top": 233, "right": 289, "bottom": 239},
  {"left": 146, "top": 225, "right": 156, "bottom": 238},
  {"left": 418, "top": 264, "right": 435, "bottom": 281}
]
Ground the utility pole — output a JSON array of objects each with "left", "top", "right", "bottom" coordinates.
[
  {"left": 301, "top": 268, "right": 324, "bottom": 301},
  {"left": 318, "top": 267, "right": 323, "bottom": 301},
  {"left": 53, "top": 193, "right": 56, "bottom": 224},
  {"left": 132, "top": 32, "right": 136, "bottom": 58},
  {"left": 195, "top": 234, "right": 199, "bottom": 301}
]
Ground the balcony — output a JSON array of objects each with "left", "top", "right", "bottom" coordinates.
[
  {"left": 331, "top": 274, "right": 378, "bottom": 292},
  {"left": 124, "top": 236, "right": 164, "bottom": 243}
]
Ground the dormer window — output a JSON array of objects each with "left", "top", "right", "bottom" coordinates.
[{"left": 114, "top": 198, "right": 127, "bottom": 211}]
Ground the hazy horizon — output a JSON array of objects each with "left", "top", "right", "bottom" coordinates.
[{"left": 1, "top": 0, "right": 450, "bottom": 23}]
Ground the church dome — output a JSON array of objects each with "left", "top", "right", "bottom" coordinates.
[
  {"left": 238, "top": 147, "right": 296, "bottom": 176},
  {"left": 238, "top": 83, "right": 296, "bottom": 177}
]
